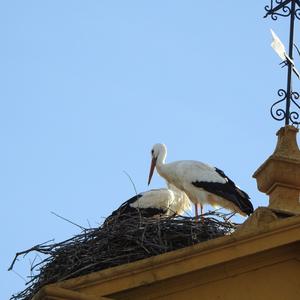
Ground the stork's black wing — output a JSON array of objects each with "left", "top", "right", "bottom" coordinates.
[
  {"left": 192, "top": 167, "right": 253, "bottom": 216},
  {"left": 104, "top": 194, "right": 166, "bottom": 225}
]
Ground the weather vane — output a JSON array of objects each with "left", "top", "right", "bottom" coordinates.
[{"left": 264, "top": 0, "right": 300, "bottom": 126}]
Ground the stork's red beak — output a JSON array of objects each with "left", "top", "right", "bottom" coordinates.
[{"left": 148, "top": 157, "right": 157, "bottom": 185}]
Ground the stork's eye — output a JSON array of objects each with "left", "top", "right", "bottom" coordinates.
[{"left": 151, "top": 149, "right": 154, "bottom": 155}]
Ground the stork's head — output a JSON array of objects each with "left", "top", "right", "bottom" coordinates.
[{"left": 148, "top": 143, "right": 167, "bottom": 185}]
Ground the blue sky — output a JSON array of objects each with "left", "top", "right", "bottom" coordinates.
[{"left": 1, "top": 1, "right": 298, "bottom": 298}]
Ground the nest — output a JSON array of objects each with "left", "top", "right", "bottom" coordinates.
[{"left": 9, "top": 211, "right": 237, "bottom": 300}]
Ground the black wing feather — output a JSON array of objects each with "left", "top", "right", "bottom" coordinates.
[
  {"left": 104, "top": 194, "right": 167, "bottom": 224},
  {"left": 192, "top": 167, "right": 253, "bottom": 216}
]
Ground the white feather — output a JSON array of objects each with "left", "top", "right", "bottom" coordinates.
[{"left": 130, "top": 185, "right": 191, "bottom": 216}]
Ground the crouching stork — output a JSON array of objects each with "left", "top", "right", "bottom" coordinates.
[
  {"left": 105, "top": 184, "right": 191, "bottom": 224},
  {"left": 148, "top": 143, "right": 254, "bottom": 220}
]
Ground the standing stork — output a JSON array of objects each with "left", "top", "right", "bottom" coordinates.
[
  {"left": 147, "top": 144, "right": 253, "bottom": 219},
  {"left": 105, "top": 184, "right": 191, "bottom": 224}
]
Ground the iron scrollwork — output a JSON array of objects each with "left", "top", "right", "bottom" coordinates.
[
  {"left": 295, "top": 7, "right": 300, "bottom": 19},
  {"left": 271, "top": 89, "right": 300, "bottom": 125},
  {"left": 270, "top": 89, "right": 288, "bottom": 121},
  {"left": 290, "top": 91, "right": 300, "bottom": 124},
  {"left": 264, "top": 0, "right": 292, "bottom": 19}
]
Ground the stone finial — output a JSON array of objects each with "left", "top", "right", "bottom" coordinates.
[
  {"left": 272, "top": 125, "right": 300, "bottom": 159},
  {"left": 253, "top": 125, "right": 300, "bottom": 214}
]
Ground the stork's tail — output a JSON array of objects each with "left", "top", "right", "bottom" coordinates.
[{"left": 236, "top": 188, "right": 254, "bottom": 216}]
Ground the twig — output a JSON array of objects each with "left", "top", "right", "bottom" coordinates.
[
  {"left": 86, "top": 219, "right": 91, "bottom": 229},
  {"left": 123, "top": 170, "right": 138, "bottom": 195},
  {"left": 50, "top": 211, "right": 86, "bottom": 230},
  {"left": 8, "top": 240, "right": 54, "bottom": 271},
  {"left": 11, "top": 269, "right": 27, "bottom": 283}
]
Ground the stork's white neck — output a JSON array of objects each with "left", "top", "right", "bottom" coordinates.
[
  {"left": 156, "top": 146, "right": 167, "bottom": 167},
  {"left": 155, "top": 147, "right": 168, "bottom": 183}
]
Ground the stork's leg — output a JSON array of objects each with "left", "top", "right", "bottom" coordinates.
[
  {"left": 194, "top": 203, "right": 199, "bottom": 222},
  {"left": 200, "top": 204, "right": 204, "bottom": 224}
]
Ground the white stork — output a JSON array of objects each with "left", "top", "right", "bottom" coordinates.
[
  {"left": 105, "top": 184, "right": 191, "bottom": 223},
  {"left": 147, "top": 143, "right": 253, "bottom": 219}
]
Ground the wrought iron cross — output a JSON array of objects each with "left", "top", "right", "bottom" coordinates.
[{"left": 264, "top": 0, "right": 300, "bottom": 125}]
